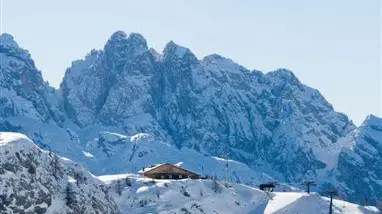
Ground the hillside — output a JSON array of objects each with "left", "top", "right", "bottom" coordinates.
[
  {"left": 0, "top": 132, "right": 379, "bottom": 213},
  {"left": 98, "top": 174, "right": 380, "bottom": 214},
  {"left": 0, "top": 132, "right": 119, "bottom": 214}
]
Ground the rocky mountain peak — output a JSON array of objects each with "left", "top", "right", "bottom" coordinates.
[
  {"left": 0, "top": 33, "right": 33, "bottom": 64},
  {"left": 109, "top": 30, "right": 127, "bottom": 40},
  {"left": 163, "top": 40, "right": 198, "bottom": 63},
  {"left": 361, "top": 114, "right": 382, "bottom": 128},
  {"left": 265, "top": 68, "right": 301, "bottom": 85},
  {"left": 0, "top": 33, "right": 19, "bottom": 48},
  {"left": 105, "top": 31, "right": 147, "bottom": 51},
  {"left": 0, "top": 33, "right": 65, "bottom": 123},
  {"left": 202, "top": 54, "right": 249, "bottom": 74},
  {"left": 127, "top": 32, "right": 147, "bottom": 47},
  {"left": 104, "top": 31, "right": 149, "bottom": 70}
]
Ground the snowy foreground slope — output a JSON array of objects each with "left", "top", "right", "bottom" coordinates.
[
  {"left": 0, "top": 132, "right": 119, "bottom": 214},
  {"left": 0, "top": 132, "right": 379, "bottom": 214},
  {"left": 99, "top": 174, "right": 380, "bottom": 214}
]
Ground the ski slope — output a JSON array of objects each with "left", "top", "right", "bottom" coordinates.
[{"left": 265, "top": 192, "right": 379, "bottom": 214}]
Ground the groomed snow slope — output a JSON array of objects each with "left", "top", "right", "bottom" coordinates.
[
  {"left": 265, "top": 192, "right": 379, "bottom": 214},
  {"left": 99, "top": 174, "right": 380, "bottom": 214}
]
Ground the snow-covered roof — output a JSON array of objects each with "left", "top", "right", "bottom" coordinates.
[{"left": 138, "top": 163, "right": 167, "bottom": 174}]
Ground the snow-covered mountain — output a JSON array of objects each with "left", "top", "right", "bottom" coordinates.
[
  {"left": 60, "top": 31, "right": 354, "bottom": 182},
  {"left": 0, "top": 31, "right": 381, "bottom": 205},
  {"left": 0, "top": 132, "right": 119, "bottom": 213},
  {"left": 0, "top": 33, "right": 85, "bottom": 160},
  {"left": 98, "top": 174, "right": 380, "bottom": 214},
  {"left": 334, "top": 115, "right": 382, "bottom": 204}
]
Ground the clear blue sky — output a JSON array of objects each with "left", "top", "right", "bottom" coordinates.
[{"left": 1, "top": 0, "right": 381, "bottom": 125}]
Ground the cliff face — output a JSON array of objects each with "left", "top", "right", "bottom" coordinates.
[
  {"left": 0, "top": 34, "right": 64, "bottom": 123},
  {"left": 335, "top": 115, "right": 382, "bottom": 204}
]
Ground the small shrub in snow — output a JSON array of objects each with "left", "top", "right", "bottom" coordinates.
[
  {"left": 139, "top": 199, "right": 148, "bottom": 207},
  {"left": 223, "top": 182, "right": 231, "bottom": 188},
  {"left": 190, "top": 203, "right": 205, "bottom": 213},
  {"left": 183, "top": 191, "right": 190, "bottom": 197},
  {"left": 180, "top": 208, "right": 191, "bottom": 214},
  {"left": 181, "top": 185, "right": 190, "bottom": 197},
  {"left": 125, "top": 176, "right": 132, "bottom": 187}
]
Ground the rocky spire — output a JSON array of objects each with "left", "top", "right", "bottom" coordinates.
[
  {"left": 104, "top": 31, "right": 149, "bottom": 70},
  {"left": 163, "top": 40, "right": 198, "bottom": 63},
  {"left": 0, "top": 33, "right": 19, "bottom": 48}
]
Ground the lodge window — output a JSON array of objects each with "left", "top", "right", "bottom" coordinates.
[
  {"left": 168, "top": 175, "right": 172, "bottom": 179},
  {"left": 161, "top": 175, "right": 165, "bottom": 179},
  {"left": 179, "top": 175, "right": 182, "bottom": 179}
]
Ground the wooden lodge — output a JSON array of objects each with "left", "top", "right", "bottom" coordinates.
[{"left": 141, "top": 163, "right": 201, "bottom": 179}]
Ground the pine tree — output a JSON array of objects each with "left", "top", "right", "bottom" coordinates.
[
  {"left": 51, "top": 154, "right": 60, "bottom": 179},
  {"left": 116, "top": 180, "right": 122, "bottom": 196},
  {"left": 364, "top": 196, "right": 369, "bottom": 206},
  {"left": 74, "top": 172, "right": 80, "bottom": 186},
  {"left": 212, "top": 176, "right": 221, "bottom": 193},
  {"left": 66, "top": 182, "right": 74, "bottom": 207}
]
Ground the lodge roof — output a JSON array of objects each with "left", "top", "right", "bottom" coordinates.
[{"left": 139, "top": 163, "right": 200, "bottom": 177}]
